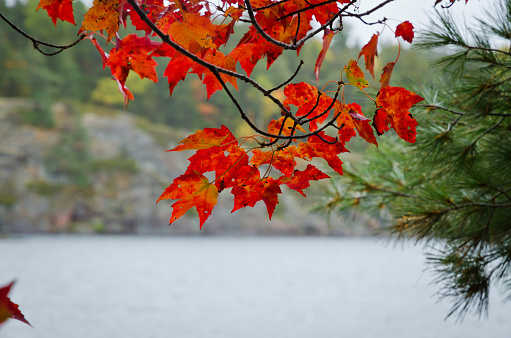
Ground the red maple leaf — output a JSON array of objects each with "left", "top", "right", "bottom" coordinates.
[
  {"left": 85, "top": 35, "right": 108, "bottom": 68},
  {"left": 211, "top": 147, "right": 251, "bottom": 191},
  {"left": 163, "top": 55, "right": 193, "bottom": 96},
  {"left": 347, "top": 103, "right": 378, "bottom": 146},
  {"left": 232, "top": 177, "right": 282, "bottom": 219},
  {"left": 375, "top": 86, "right": 424, "bottom": 143},
  {"left": 250, "top": 148, "right": 298, "bottom": 176},
  {"left": 315, "top": 29, "right": 335, "bottom": 83},
  {"left": 395, "top": 21, "right": 415, "bottom": 43},
  {"left": 157, "top": 171, "right": 219, "bottom": 228},
  {"left": 297, "top": 132, "right": 347, "bottom": 175},
  {"left": 278, "top": 164, "right": 329, "bottom": 197},
  {"left": 190, "top": 49, "right": 238, "bottom": 99},
  {"left": 379, "top": 62, "right": 395, "bottom": 89},
  {"left": 106, "top": 34, "right": 161, "bottom": 103},
  {"left": 127, "top": 0, "right": 164, "bottom": 34},
  {"left": 170, "top": 125, "right": 242, "bottom": 189},
  {"left": 358, "top": 34, "right": 379, "bottom": 80},
  {"left": 36, "top": 0, "right": 75, "bottom": 25},
  {"left": 171, "top": 125, "right": 234, "bottom": 152},
  {"left": 284, "top": 83, "right": 333, "bottom": 131},
  {"left": 0, "top": 281, "right": 30, "bottom": 327}
]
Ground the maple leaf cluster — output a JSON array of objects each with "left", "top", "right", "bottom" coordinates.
[
  {"left": 157, "top": 124, "right": 337, "bottom": 228},
  {"left": 34, "top": 0, "right": 430, "bottom": 227}
]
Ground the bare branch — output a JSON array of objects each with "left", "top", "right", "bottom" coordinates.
[
  {"left": 0, "top": 12, "right": 84, "bottom": 56},
  {"left": 469, "top": 116, "right": 506, "bottom": 148},
  {"left": 343, "top": 0, "right": 396, "bottom": 18},
  {"left": 268, "top": 60, "right": 304, "bottom": 93}
]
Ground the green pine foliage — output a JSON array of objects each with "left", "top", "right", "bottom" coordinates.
[{"left": 316, "top": 1, "right": 511, "bottom": 319}]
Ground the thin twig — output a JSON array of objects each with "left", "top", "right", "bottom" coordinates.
[
  {"left": 277, "top": 0, "right": 340, "bottom": 21},
  {"left": 0, "top": 12, "right": 84, "bottom": 56},
  {"left": 244, "top": 0, "right": 357, "bottom": 50},
  {"left": 469, "top": 116, "right": 506, "bottom": 148},
  {"left": 268, "top": 60, "right": 304, "bottom": 93}
]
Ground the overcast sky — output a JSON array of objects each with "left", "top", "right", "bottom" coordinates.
[{"left": 345, "top": 0, "right": 486, "bottom": 46}]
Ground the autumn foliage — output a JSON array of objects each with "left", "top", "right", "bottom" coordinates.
[{"left": 26, "top": 0, "right": 468, "bottom": 228}]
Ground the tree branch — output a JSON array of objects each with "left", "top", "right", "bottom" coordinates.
[
  {"left": 244, "top": 0, "right": 357, "bottom": 50},
  {"left": 468, "top": 116, "right": 506, "bottom": 148},
  {"left": 268, "top": 60, "right": 304, "bottom": 93},
  {"left": 128, "top": 0, "right": 353, "bottom": 142},
  {"left": 342, "top": 0, "right": 396, "bottom": 18},
  {"left": 0, "top": 12, "right": 84, "bottom": 56},
  {"left": 127, "top": 0, "right": 296, "bottom": 121},
  {"left": 277, "top": 0, "right": 343, "bottom": 21}
]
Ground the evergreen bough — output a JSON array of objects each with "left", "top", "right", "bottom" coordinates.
[{"left": 317, "top": 0, "right": 511, "bottom": 319}]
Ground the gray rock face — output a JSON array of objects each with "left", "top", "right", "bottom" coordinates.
[{"left": 0, "top": 99, "right": 367, "bottom": 236}]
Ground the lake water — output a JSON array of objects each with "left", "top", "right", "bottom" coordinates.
[{"left": 0, "top": 235, "right": 509, "bottom": 338}]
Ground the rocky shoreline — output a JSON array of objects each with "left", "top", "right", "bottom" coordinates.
[{"left": 0, "top": 98, "right": 372, "bottom": 236}]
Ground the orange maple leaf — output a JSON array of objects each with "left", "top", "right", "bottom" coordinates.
[
  {"left": 170, "top": 126, "right": 232, "bottom": 152},
  {"left": 334, "top": 101, "right": 357, "bottom": 145},
  {"left": 229, "top": 42, "right": 263, "bottom": 76},
  {"left": 157, "top": 171, "right": 219, "bottom": 228},
  {"left": 168, "top": 13, "right": 218, "bottom": 53},
  {"left": 267, "top": 117, "right": 305, "bottom": 139},
  {"left": 344, "top": 59, "right": 369, "bottom": 89},
  {"left": 358, "top": 34, "right": 379, "bottom": 80},
  {"left": 80, "top": 0, "right": 120, "bottom": 42}
]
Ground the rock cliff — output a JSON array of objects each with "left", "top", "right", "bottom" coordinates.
[{"left": 0, "top": 98, "right": 369, "bottom": 235}]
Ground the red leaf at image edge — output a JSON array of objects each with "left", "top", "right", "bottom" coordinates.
[{"left": 0, "top": 281, "right": 31, "bottom": 327}]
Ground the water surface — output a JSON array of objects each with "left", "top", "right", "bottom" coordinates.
[{"left": 1, "top": 236, "right": 509, "bottom": 337}]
